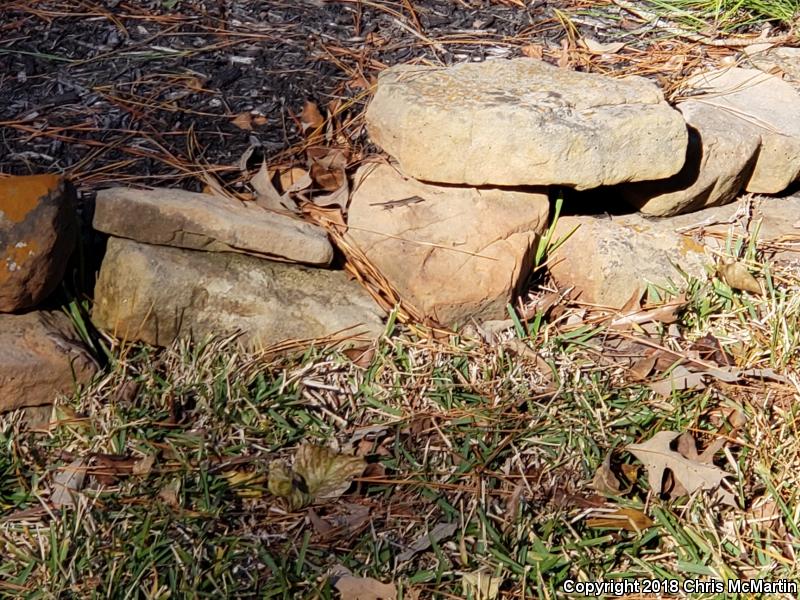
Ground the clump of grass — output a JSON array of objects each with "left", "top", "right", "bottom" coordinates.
[{"left": 643, "top": 0, "right": 800, "bottom": 31}]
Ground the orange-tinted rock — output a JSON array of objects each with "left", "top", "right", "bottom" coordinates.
[
  {"left": 0, "top": 174, "right": 78, "bottom": 312},
  {"left": 0, "top": 311, "right": 97, "bottom": 412}
]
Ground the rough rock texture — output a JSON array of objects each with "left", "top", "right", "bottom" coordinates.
[
  {"left": 745, "top": 45, "right": 800, "bottom": 84},
  {"left": 549, "top": 214, "right": 710, "bottom": 308},
  {"left": 346, "top": 163, "right": 549, "bottom": 325},
  {"left": 0, "top": 174, "right": 77, "bottom": 312},
  {"left": 620, "top": 100, "right": 760, "bottom": 216},
  {"left": 0, "top": 311, "right": 97, "bottom": 412},
  {"left": 94, "top": 187, "right": 333, "bottom": 266},
  {"left": 683, "top": 68, "right": 800, "bottom": 194},
  {"left": 365, "top": 58, "right": 688, "bottom": 189},
  {"left": 92, "top": 237, "right": 385, "bottom": 348},
  {"left": 666, "top": 193, "right": 800, "bottom": 263}
]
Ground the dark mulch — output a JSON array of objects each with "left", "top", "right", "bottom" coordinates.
[{"left": 0, "top": 0, "right": 578, "bottom": 191}]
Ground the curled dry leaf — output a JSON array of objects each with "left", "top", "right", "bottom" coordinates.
[
  {"left": 268, "top": 445, "right": 366, "bottom": 511},
  {"left": 591, "top": 452, "right": 622, "bottom": 496},
  {"left": 251, "top": 160, "right": 299, "bottom": 214},
  {"left": 718, "top": 261, "right": 762, "bottom": 294},
  {"left": 331, "top": 565, "right": 397, "bottom": 600},
  {"left": 300, "top": 100, "right": 325, "bottom": 137},
  {"left": 626, "top": 431, "right": 733, "bottom": 502}
]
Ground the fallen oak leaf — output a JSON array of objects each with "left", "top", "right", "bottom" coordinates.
[{"left": 626, "top": 431, "right": 733, "bottom": 501}]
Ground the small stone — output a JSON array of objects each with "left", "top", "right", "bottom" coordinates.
[
  {"left": 0, "top": 174, "right": 77, "bottom": 312},
  {"left": 682, "top": 68, "right": 800, "bottom": 194},
  {"left": 346, "top": 163, "right": 549, "bottom": 325},
  {"left": 93, "top": 187, "right": 334, "bottom": 266},
  {"left": 92, "top": 237, "right": 385, "bottom": 348},
  {"left": 0, "top": 311, "right": 97, "bottom": 412},
  {"left": 620, "top": 100, "right": 760, "bottom": 216},
  {"left": 365, "top": 58, "right": 688, "bottom": 189}
]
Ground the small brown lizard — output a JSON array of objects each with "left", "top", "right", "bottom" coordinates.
[{"left": 369, "top": 195, "right": 425, "bottom": 210}]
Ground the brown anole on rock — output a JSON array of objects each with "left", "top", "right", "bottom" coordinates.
[{"left": 369, "top": 195, "right": 425, "bottom": 210}]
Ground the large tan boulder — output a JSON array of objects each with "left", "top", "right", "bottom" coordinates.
[
  {"left": 346, "top": 164, "right": 549, "bottom": 325},
  {"left": 92, "top": 238, "right": 385, "bottom": 348},
  {"left": 620, "top": 100, "right": 760, "bottom": 216},
  {"left": 365, "top": 58, "right": 688, "bottom": 190},
  {"left": 682, "top": 68, "right": 800, "bottom": 194},
  {"left": 0, "top": 311, "right": 96, "bottom": 412},
  {"left": 93, "top": 187, "right": 333, "bottom": 266},
  {"left": 0, "top": 174, "right": 77, "bottom": 312}
]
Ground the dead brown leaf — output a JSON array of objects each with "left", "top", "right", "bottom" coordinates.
[
  {"left": 300, "top": 100, "right": 325, "bottom": 137},
  {"left": 718, "top": 261, "right": 762, "bottom": 294},
  {"left": 591, "top": 452, "right": 622, "bottom": 496},
  {"left": 626, "top": 431, "right": 733, "bottom": 501},
  {"left": 521, "top": 44, "right": 544, "bottom": 59},
  {"left": 251, "top": 160, "right": 298, "bottom": 213},
  {"left": 332, "top": 568, "right": 397, "bottom": 600},
  {"left": 231, "top": 111, "right": 252, "bottom": 130}
]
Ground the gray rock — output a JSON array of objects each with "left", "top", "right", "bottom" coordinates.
[
  {"left": 620, "top": 100, "right": 760, "bottom": 216},
  {"left": 0, "top": 175, "right": 77, "bottom": 312},
  {"left": 0, "top": 311, "right": 97, "bottom": 412},
  {"left": 682, "top": 68, "right": 800, "bottom": 194},
  {"left": 92, "top": 238, "right": 385, "bottom": 348},
  {"left": 365, "top": 58, "right": 688, "bottom": 189},
  {"left": 346, "top": 164, "right": 549, "bottom": 326},
  {"left": 94, "top": 187, "right": 333, "bottom": 266}
]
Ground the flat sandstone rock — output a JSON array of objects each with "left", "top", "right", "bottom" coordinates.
[
  {"left": 682, "top": 68, "right": 800, "bottom": 194},
  {"left": 620, "top": 100, "right": 760, "bottom": 216},
  {"left": 346, "top": 163, "right": 549, "bottom": 325},
  {"left": 365, "top": 59, "right": 687, "bottom": 190},
  {"left": 94, "top": 187, "right": 333, "bottom": 266},
  {"left": 92, "top": 238, "right": 384, "bottom": 348}
]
